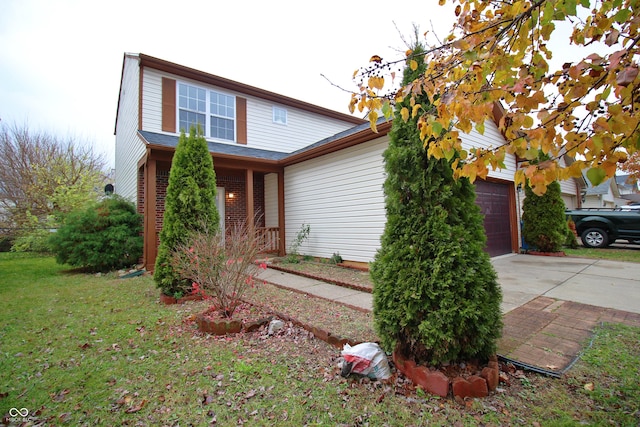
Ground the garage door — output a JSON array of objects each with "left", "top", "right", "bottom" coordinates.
[{"left": 474, "top": 180, "right": 513, "bottom": 257}]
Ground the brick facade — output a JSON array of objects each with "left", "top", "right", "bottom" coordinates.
[
  {"left": 148, "top": 170, "right": 266, "bottom": 241},
  {"left": 218, "top": 173, "right": 266, "bottom": 230}
]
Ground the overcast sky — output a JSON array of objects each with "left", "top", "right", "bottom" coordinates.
[{"left": 0, "top": 0, "right": 459, "bottom": 168}]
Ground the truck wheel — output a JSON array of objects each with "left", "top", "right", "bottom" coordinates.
[{"left": 581, "top": 228, "right": 609, "bottom": 248}]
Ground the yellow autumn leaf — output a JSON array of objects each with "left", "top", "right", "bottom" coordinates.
[
  {"left": 368, "top": 76, "right": 385, "bottom": 90},
  {"left": 401, "top": 107, "right": 410, "bottom": 122},
  {"left": 410, "top": 60, "right": 418, "bottom": 71},
  {"left": 523, "top": 115, "right": 534, "bottom": 128},
  {"left": 412, "top": 104, "right": 422, "bottom": 117},
  {"left": 369, "top": 110, "right": 379, "bottom": 133}
]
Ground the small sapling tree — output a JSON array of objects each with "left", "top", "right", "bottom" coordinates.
[{"left": 172, "top": 217, "right": 267, "bottom": 318}]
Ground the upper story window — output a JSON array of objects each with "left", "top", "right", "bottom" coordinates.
[
  {"left": 178, "top": 82, "right": 235, "bottom": 142},
  {"left": 273, "top": 106, "right": 287, "bottom": 125}
]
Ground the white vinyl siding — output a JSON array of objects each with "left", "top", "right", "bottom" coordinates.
[
  {"left": 115, "top": 55, "right": 146, "bottom": 202},
  {"left": 459, "top": 120, "right": 516, "bottom": 181},
  {"left": 284, "top": 120, "right": 519, "bottom": 263},
  {"left": 245, "top": 97, "right": 356, "bottom": 152},
  {"left": 284, "top": 137, "right": 388, "bottom": 262},
  {"left": 140, "top": 69, "right": 357, "bottom": 153},
  {"left": 264, "top": 173, "right": 279, "bottom": 227},
  {"left": 141, "top": 68, "right": 164, "bottom": 133}
]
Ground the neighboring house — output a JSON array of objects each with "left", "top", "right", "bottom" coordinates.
[
  {"left": 581, "top": 169, "right": 625, "bottom": 208},
  {"left": 615, "top": 174, "right": 640, "bottom": 203},
  {"left": 114, "top": 53, "right": 579, "bottom": 269}
]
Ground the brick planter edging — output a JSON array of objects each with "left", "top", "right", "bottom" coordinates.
[
  {"left": 393, "top": 349, "right": 500, "bottom": 399},
  {"left": 196, "top": 314, "right": 272, "bottom": 335},
  {"left": 160, "top": 293, "right": 204, "bottom": 305}
]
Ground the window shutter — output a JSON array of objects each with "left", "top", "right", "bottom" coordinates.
[
  {"left": 161, "top": 78, "right": 176, "bottom": 133},
  {"left": 236, "top": 97, "right": 247, "bottom": 144}
]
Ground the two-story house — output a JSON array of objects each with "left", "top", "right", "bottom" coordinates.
[{"left": 115, "top": 53, "right": 579, "bottom": 271}]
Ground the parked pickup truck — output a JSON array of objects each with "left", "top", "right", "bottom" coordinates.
[{"left": 565, "top": 208, "right": 640, "bottom": 248}]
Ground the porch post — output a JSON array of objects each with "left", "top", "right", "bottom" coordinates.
[
  {"left": 143, "top": 158, "right": 157, "bottom": 271},
  {"left": 278, "top": 170, "right": 285, "bottom": 257},
  {"left": 246, "top": 168, "right": 254, "bottom": 229}
]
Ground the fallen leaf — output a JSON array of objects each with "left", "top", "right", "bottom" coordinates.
[
  {"left": 584, "top": 382, "right": 595, "bottom": 391},
  {"left": 52, "top": 389, "right": 70, "bottom": 402},
  {"left": 125, "top": 399, "right": 147, "bottom": 413}
]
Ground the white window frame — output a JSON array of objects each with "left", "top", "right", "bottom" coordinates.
[
  {"left": 273, "top": 106, "right": 287, "bottom": 125},
  {"left": 177, "top": 82, "right": 236, "bottom": 142}
]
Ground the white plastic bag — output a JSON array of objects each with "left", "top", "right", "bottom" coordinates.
[{"left": 341, "top": 342, "right": 391, "bottom": 380}]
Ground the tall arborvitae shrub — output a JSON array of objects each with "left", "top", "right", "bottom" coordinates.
[
  {"left": 522, "top": 179, "right": 568, "bottom": 252},
  {"left": 154, "top": 127, "right": 220, "bottom": 297},
  {"left": 370, "top": 44, "right": 503, "bottom": 366}
]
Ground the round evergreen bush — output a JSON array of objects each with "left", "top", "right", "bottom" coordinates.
[
  {"left": 49, "top": 195, "right": 142, "bottom": 272},
  {"left": 370, "top": 44, "right": 502, "bottom": 366}
]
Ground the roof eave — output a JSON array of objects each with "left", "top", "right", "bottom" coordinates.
[{"left": 282, "top": 120, "right": 392, "bottom": 166}]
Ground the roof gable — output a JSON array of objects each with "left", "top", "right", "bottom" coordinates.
[{"left": 137, "top": 53, "right": 365, "bottom": 126}]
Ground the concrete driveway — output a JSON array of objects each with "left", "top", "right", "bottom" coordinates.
[{"left": 492, "top": 254, "right": 640, "bottom": 314}]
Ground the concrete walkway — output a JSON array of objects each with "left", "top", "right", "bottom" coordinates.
[
  {"left": 257, "top": 254, "right": 640, "bottom": 374},
  {"left": 257, "top": 267, "right": 374, "bottom": 311},
  {"left": 493, "top": 254, "right": 640, "bottom": 314},
  {"left": 259, "top": 254, "right": 640, "bottom": 315}
]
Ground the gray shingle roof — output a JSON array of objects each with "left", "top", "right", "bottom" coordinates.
[
  {"left": 139, "top": 131, "right": 289, "bottom": 161},
  {"left": 139, "top": 119, "right": 384, "bottom": 163}
]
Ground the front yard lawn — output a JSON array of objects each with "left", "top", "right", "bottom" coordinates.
[{"left": 1, "top": 253, "right": 638, "bottom": 425}]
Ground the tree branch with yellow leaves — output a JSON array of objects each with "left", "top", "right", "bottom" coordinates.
[{"left": 351, "top": 0, "right": 640, "bottom": 194}]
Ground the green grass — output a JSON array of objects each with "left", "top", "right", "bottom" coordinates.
[
  {"left": 565, "top": 246, "right": 640, "bottom": 263},
  {"left": 1, "top": 253, "right": 639, "bottom": 426}
]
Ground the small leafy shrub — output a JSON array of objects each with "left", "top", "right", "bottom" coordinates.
[
  {"left": 565, "top": 218, "right": 578, "bottom": 248},
  {"left": 286, "top": 223, "right": 310, "bottom": 263},
  {"left": 10, "top": 213, "right": 55, "bottom": 253},
  {"left": 172, "top": 218, "right": 267, "bottom": 319},
  {"left": 11, "top": 228, "right": 54, "bottom": 253},
  {"left": 49, "top": 195, "right": 143, "bottom": 272},
  {"left": 330, "top": 252, "right": 343, "bottom": 264}
]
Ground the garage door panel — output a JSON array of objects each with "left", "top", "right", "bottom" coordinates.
[{"left": 475, "top": 180, "right": 513, "bottom": 257}]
